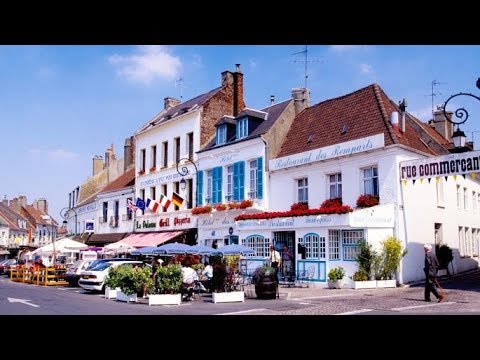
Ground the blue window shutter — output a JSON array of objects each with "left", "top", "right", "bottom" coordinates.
[
  {"left": 257, "top": 156, "right": 263, "bottom": 199},
  {"left": 216, "top": 166, "right": 223, "bottom": 203},
  {"left": 212, "top": 167, "right": 218, "bottom": 203},
  {"left": 233, "top": 162, "right": 239, "bottom": 201},
  {"left": 197, "top": 170, "right": 203, "bottom": 206},
  {"left": 238, "top": 161, "right": 245, "bottom": 200}
]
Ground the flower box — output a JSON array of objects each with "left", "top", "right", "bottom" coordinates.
[
  {"left": 212, "top": 291, "right": 245, "bottom": 303},
  {"left": 116, "top": 291, "right": 138, "bottom": 303},
  {"left": 376, "top": 280, "right": 396, "bottom": 288},
  {"left": 148, "top": 293, "right": 181, "bottom": 306},
  {"left": 353, "top": 280, "right": 377, "bottom": 289},
  {"left": 327, "top": 279, "right": 344, "bottom": 289},
  {"left": 105, "top": 286, "right": 121, "bottom": 299}
]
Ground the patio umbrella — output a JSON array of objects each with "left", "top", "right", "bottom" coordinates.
[
  {"left": 152, "top": 242, "right": 191, "bottom": 255},
  {"left": 130, "top": 246, "right": 162, "bottom": 256},
  {"left": 212, "top": 244, "right": 255, "bottom": 255},
  {"left": 186, "top": 245, "right": 216, "bottom": 255}
]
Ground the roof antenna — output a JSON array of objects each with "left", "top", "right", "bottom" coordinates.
[
  {"left": 175, "top": 77, "right": 188, "bottom": 101},
  {"left": 427, "top": 80, "right": 447, "bottom": 120},
  {"left": 291, "top": 45, "right": 322, "bottom": 89}
]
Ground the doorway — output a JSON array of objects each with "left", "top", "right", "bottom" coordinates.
[{"left": 273, "top": 231, "right": 295, "bottom": 277}]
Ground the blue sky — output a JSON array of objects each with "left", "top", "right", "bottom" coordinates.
[{"left": 0, "top": 45, "right": 479, "bottom": 222}]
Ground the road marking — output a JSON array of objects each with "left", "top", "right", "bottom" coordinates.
[
  {"left": 337, "top": 309, "right": 373, "bottom": 315},
  {"left": 7, "top": 297, "right": 40, "bottom": 308},
  {"left": 391, "top": 301, "right": 456, "bottom": 311},
  {"left": 217, "top": 308, "right": 267, "bottom": 315},
  {"left": 289, "top": 293, "right": 355, "bottom": 301}
]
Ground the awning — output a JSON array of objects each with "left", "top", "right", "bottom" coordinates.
[
  {"left": 85, "top": 233, "right": 129, "bottom": 245},
  {"left": 0, "top": 250, "right": 10, "bottom": 255},
  {"left": 120, "top": 231, "right": 184, "bottom": 248}
]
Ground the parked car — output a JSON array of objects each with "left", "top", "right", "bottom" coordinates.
[
  {"left": 84, "top": 258, "right": 133, "bottom": 271},
  {"left": 0, "top": 259, "right": 13, "bottom": 274},
  {"left": 65, "top": 259, "right": 94, "bottom": 286},
  {"left": 78, "top": 260, "right": 145, "bottom": 292},
  {"left": 3, "top": 259, "right": 18, "bottom": 276}
]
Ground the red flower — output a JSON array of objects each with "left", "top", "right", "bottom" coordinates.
[
  {"left": 191, "top": 205, "right": 212, "bottom": 215},
  {"left": 149, "top": 166, "right": 156, "bottom": 172},
  {"left": 356, "top": 195, "right": 379, "bottom": 208},
  {"left": 290, "top": 202, "right": 309, "bottom": 211}
]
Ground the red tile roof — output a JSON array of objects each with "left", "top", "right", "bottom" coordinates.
[
  {"left": 278, "top": 84, "right": 447, "bottom": 158},
  {"left": 99, "top": 168, "right": 135, "bottom": 194}
]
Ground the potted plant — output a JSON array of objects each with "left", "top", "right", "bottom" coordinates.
[
  {"left": 116, "top": 265, "right": 152, "bottom": 303},
  {"left": 327, "top": 266, "right": 345, "bottom": 289},
  {"left": 252, "top": 265, "right": 277, "bottom": 299},
  {"left": 210, "top": 255, "right": 245, "bottom": 303},
  {"left": 104, "top": 266, "right": 122, "bottom": 299},
  {"left": 353, "top": 240, "right": 377, "bottom": 289},
  {"left": 149, "top": 264, "right": 183, "bottom": 305},
  {"left": 375, "top": 236, "right": 407, "bottom": 288}
]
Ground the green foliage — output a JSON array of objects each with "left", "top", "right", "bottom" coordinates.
[
  {"left": 104, "top": 265, "right": 121, "bottom": 289},
  {"left": 191, "top": 263, "right": 205, "bottom": 272},
  {"left": 436, "top": 244, "right": 453, "bottom": 268},
  {"left": 356, "top": 239, "right": 376, "bottom": 279},
  {"left": 352, "top": 269, "right": 369, "bottom": 281},
  {"left": 328, "top": 266, "right": 346, "bottom": 281},
  {"left": 114, "top": 264, "right": 153, "bottom": 296},
  {"left": 376, "top": 236, "right": 408, "bottom": 280},
  {"left": 155, "top": 264, "right": 183, "bottom": 294},
  {"left": 252, "top": 265, "right": 276, "bottom": 284}
]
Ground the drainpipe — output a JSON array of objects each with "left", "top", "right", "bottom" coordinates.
[{"left": 260, "top": 135, "right": 269, "bottom": 211}]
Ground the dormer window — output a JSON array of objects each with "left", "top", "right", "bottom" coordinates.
[
  {"left": 216, "top": 125, "right": 227, "bottom": 145},
  {"left": 236, "top": 117, "right": 248, "bottom": 139}
]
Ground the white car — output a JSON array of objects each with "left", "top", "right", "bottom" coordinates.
[
  {"left": 65, "top": 259, "right": 94, "bottom": 286},
  {"left": 78, "top": 260, "right": 144, "bottom": 292}
]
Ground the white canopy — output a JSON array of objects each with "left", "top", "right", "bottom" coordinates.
[
  {"left": 103, "top": 241, "right": 136, "bottom": 251},
  {"left": 32, "top": 237, "right": 88, "bottom": 255}
]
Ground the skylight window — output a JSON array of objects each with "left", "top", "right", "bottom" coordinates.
[
  {"left": 307, "top": 134, "right": 314, "bottom": 143},
  {"left": 341, "top": 124, "right": 348, "bottom": 135}
]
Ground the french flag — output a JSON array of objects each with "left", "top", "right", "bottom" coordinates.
[
  {"left": 159, "top": 194, "right": 171, "bottom": 210},
  {"left": 145, "top": 198, "right": 160, "bottom": 213}
]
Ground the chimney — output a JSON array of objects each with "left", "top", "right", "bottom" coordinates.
[
  {"left": 398, "top": 98, "right": 407, "bottom": 133},
  {"left": 270, "top": 95, "right": 275, "bottom": 105},
  {"left": 291, "top": 88, "right": 310, "bottom": 115},
  {"left": 233, "top": 64, "right": 244, "bottom": 116},
  {"left": 433, "top": 106, "right": 454, "bottom": 141},
  {"left": 390, "top": 111, "right": 399, "bottom": 132},
  {"left": 92, "top": 155, "right": 103, "bottom": 176},
  {"left": 221, "top": 70, "right": 234, "bottom": 86},
  {"left": 2, "top": 195, "right": 8, "bottom": 206},
  {"left": 17, "top": 195, "right": 27, "bottom": 207},
  {"left": 9, "top": 197, "right": 19, "bottom": 212},
  {"left": 164, "top": 97, "right": 181, "bottom": 110},
  {"left": 104, "top": 143, "right": 116, "bottom": 169},
  {"left": 124, "top": 136, "right": 134, "bottom": 172}
]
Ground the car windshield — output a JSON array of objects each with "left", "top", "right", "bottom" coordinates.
[
  {"left": 90, "top": 262, "right": 112, "bottom": 271},
  {"left": 86, "top": 260, "right": 103, "bottom": 270}
]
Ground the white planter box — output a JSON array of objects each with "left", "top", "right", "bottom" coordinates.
[
  {"left": 437, "top": 269, "right": 447, "bottom": 277},
  {"left": 116, "top": 291, "right": 138, "bottom": 303},
  {"left": 327, "top": 279, "right": 344, "bottom": 289},
  {"left": 353, "top": 280, "right": 377, "bottom": 289},
  {"left": 148, "top": 294, "right": 182, "bottom": 306},
  {"left": 376, "top": 280, "right": 396, "bottom": 288},
  {"left": 105, "top": 287, "right": 121, "bottom": 299},
  {"left": 212, "top": 291, "right": 245, "bottom": 303}
]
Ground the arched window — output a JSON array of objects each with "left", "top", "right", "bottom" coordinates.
[
  {"left": 299, "top": 233, "right": 324, "bottom": 259},
  {"left": 242, "top": 235, "right": 270, "bottom": 257}
]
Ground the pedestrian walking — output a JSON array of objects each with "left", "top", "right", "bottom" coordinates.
[{"left": 423, "top": 244, "right": 445, "bottom": 302}]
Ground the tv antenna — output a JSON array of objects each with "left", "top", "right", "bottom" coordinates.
[
  {"left": 291, "top": 45, "right": 322, "bottom": 89},
  {"left": 427, "top": 80, "right": 447, "bottom": 119},
  {"left": 175, "top": 77, "right": 188, "bottom": 100}
]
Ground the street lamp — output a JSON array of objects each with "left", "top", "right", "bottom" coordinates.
[
  {"left": 176, "top": 157, "right": 198, "bottom": 207},
  {"left": 43, "top": 222, "right": 56, "bottom": 265},
  {"left": 442, "top": 77, "right": 480, "bottom": 153},
  {"left": 60, "top": 207, "right": 78, "bottom": 235}
]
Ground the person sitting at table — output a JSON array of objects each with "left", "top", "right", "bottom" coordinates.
[
  {"left": 202, "top": 261, "right": 214, "bottom": 292},
  {"left": 181, "top": 261, "right": 198, "bottom": 301}
]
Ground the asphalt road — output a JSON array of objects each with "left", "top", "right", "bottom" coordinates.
[{"left": 1, "top": 271, "right": 480, "bottom": 315}]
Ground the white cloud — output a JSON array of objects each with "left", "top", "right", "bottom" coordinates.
[
  {"left": 249, "top": 59, "right": 257, "bottom": 68},
  {"left": 410, "top": 106, "right": 434, "bottom": 121},
  {"left": 29, "top": 148, "right": 79, "bottom": 160},
  {"left": 359, "top": 63, "right": 373, "bottom": 74},
  {"left": 108, "top": 45, "right": 182, "bottom": 84}
]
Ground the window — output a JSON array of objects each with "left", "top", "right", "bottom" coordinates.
[
  {"left": 297, "top": 177, "right": 308, "bottom": 203},
  {"left": 216, "top": 125, "right": 227, "bottom": 145},
  {"left": 436, "top": 179, "right": 444, "bottom": 206},
  {"left": 206, "top": 170, "right": 213, "bottom": 204},
  {"left": 187, "top": 132, "right": 194, "bottom": 160},
  {"left": 126, "top": 197, "right": 133, "bottom": 220},
  {"left": 328, "top": 230, "right": 340, "bottom": 260},
  {"left": 459, "top": 226, "right": 464, "bottom": 257},
  {"left": 473, "top": 229, "right": 479, "bottom": 257},
  {"left": 187, "top": 178, "right": 193, "bottom": 209},
  {"left": 464, "top": 187, "right": 468, "bottom": 210},
  {"left": 140, "top": 149, "right": 146, "bottom": 172},
  {"left": 242, "top": 235, "right": 270, "bottom": 257},
  {"left": 151, "top": 145, "right": 157, "bottom": 169},
  {"left": 161, "top": 185, "right": 167, "bottom": 212},
  {"left": 299, "top": 233, "right": 322, "bottom": 259},
  {"left": 342, "top": 230, "right": 364, "bottom": 260},
  {"left": 150, "top": 186, "right": 156, "bottom": 201},
  {"left": 473, "top": 191, "right": 477, "bottom": 212},
  {"left": 174, "top": 182, "right": 180, "bottom": 211},
  {"left": 362, "top": 166, "right": 378, "bottom": 196},
  {"left": 465, "top": 227, "right": 471, "bottom": 257},
  {"left": 456, "top": 185, "right": 461, "bottom": 208},
  {"left": 114, "top": 200, "right": 119, "bottom": 227},
  {"left": 236, "top": 117, "right": 248, "bottom": 139},
  {"left": 226, "top": 165, "right": 233, "bottom": 201},
  {"left": 174, "top": 137, "right": 180, "bottom": 163},
  {"left": 102, "top": 202, "right": 108, "bottom": 223},
  {"left": 249, "top": 159, "right": 257, "bottom": 198},
  {"left": 329, "top": 173, "right": 342, "bottom": 199},
  {"left": 162, "top": 141, "right": 168, "bottom": 167}
]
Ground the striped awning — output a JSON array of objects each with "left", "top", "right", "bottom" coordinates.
[{"left": 120, "top": 231, "right": 184, "bottom": 248}]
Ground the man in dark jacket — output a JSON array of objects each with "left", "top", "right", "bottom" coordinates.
[{"left": 424, "top": 244, "right": 444, "bottom": 302}]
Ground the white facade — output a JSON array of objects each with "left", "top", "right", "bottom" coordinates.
[
  {"left": 0, "top": 224, "right": 9, "bottom": 247},
  {"left": 72, "top": 201, "right": 96, "bottom": 235},
  {"left": 96, "top": 188, "right": 135, "bottom": 234}
]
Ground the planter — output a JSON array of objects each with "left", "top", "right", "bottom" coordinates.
[
  {"left": 376, "top": 280, "right": 396, "bottom": 288},
  {"left": 353, "top": 280, "right": 377, "bottom": 289},
  {"left": 437, "top": 269, "right": 447, "bottom": 277},
  {"left": 116, "top": 291, "right": 138, "bottom": 303},
  {"left": 105, "top": 287, "right": 121, "bottom": 299},
  {"left": 148, "top": 293, "right": 181, "bottom": 306},
  {"left": 212, "top": 291, "right": 245, "bottom": 303},
  {"left": 327, "top": 279, "right": 344, "bottom": 289},
  {"left": 254, "top": 274, "right": 277, "bottom": 299}
]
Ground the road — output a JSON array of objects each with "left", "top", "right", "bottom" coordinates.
[{"left": 1, "top": 271, "right": 480, "bottom": 315}]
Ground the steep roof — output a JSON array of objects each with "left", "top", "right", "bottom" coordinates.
[
  {"left": 99, "top": 168, "right": 135, "bottom": 194},
  {"left": 136, "top": 87, "right": 222, "bottom": 134},
  {"left": 200, "top": 98, "right": 292, "bottom": 152},
  {"left": 24, "top": 205, "right": 49, "bottom": 226},
  {"left": 278, "top": 84, "right": 448, "bottom": 158},
  {"left": 0, "top": 202, "right": 29, "bottom": 231}
]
